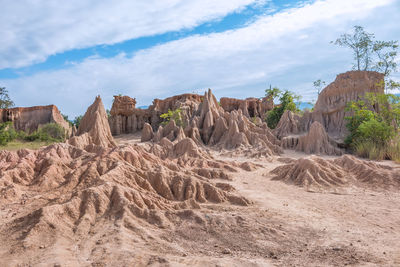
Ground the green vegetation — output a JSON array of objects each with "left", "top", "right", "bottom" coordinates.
[
  {"left": 73, "top": 115, "right": 83, "bottom": 129},
  {"left": 0, "top": 140, "right": 55, "bottom": 151},
  {"left": 265, "top": 87, "right": 301, "bottom": 129},
  {"left": 0, "top": 87, "right": 14, "bottom": 109},
  {"left": 345, "top": 92, "right": 400, "bottom": 161},
  {"left": 25, "top": 123, "right": 66, "bottom": 142},
  {"left": 160, "top": 108, "right": 184, "bottom": 127},
  {"left": 313, "top": 79, "right": 326, "bottom": 95},
  {"left": 0, "top": 122, "right": 66, "bottom": 149}
]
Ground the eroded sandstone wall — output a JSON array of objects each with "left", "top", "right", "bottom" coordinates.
[
  {"left": 274, "top": 71, "right": 385, "bottom": 144},
  {"left": 109, "top": 94, "right": 204, "bottom": 135},
  {"left": 220, "top": 97, "right": 273, "bottom": 118},
  {"left": 310, "top": 70, "right": 384, "bottom": 140},
  {"left": 0, "top": 105, "right": 72, "bottom": 136}
]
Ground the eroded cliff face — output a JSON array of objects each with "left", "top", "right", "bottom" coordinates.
[
  {"left": 109, "top": 94, "right": 204, "bottom": 135},
  {"left": 311, "top": 71, "right": 384, "bottom": 140},
  {"left": 0, "top": 105, "right": 72, "bottom": 136},
  {"left": 220, "top": 97, "right": 273, "bottom": 118},
  {"left": 274, "top": 71, "right": 385, "bottom": 145}
]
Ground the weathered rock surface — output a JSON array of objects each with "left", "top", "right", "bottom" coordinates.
[
  {"left": 282, "top": 122, "right": 342, "bottom": 155},
  {"left": 144, "top": 89, "right": 282, "bottom": 157},
  {"left": 271, "top": 155, "right": 400, "bottom": 191},
  {"left": 68, "top": 96, "right": 116, "bottom": 149},
  {"left": 274, "top": 71, "right": 384, "bottom": 142},
  {"left": 141, "top": 123, "right": 154, "bottom": 142},
  {"left": 109, "top": 94, "right": 203, "bottom": 135},
  {"left": 220, "top": 96, "right": 273, "bottom": 118},
  {"left": 273, "top": 110, "right": 301, "bottom": 140},
  {"left": 271, "top": 156, "right": 348, "bottom": 191},
  {"left": 310, "top": 71, "right": 384, "bottom": 140},
  {"left": 0, "top": 105, "right": 72, "bottom": 136}
]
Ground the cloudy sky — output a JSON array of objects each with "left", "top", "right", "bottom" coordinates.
[{"left": 1, "top": 0, "right": 399, "bottom": 118}]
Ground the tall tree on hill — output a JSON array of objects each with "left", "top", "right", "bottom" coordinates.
[
  {"left": 332, "top": 26, "right": 374, "bottom": 71},
  {"left": 0, "top": 87, "right": 14, "bottom": 109},
  {"left": 332, "top": 26, "right": 398, "bottom": 75}
]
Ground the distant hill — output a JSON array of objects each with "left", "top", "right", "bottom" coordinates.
[
  {"left": 296, "top": 102, "right": 314, "bottom": 110},
  {"left": 137, "top": 105, "right": 149, "bottom": 109}
]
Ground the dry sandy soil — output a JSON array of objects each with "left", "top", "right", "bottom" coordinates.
[{"left": 0, "top": 135, "right": 399, "bottom": 266}]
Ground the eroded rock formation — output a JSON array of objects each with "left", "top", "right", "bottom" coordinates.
[
  {"left": 220, "top": 96, "right": 273, "bottom": 118},
  {"left": 282, "top": 121, "right": 343, "bottom": 156},
  {"left": 68, "top": 96, "right": 116, "bottom": 150},
  {"left": 0, "top": 105, "right": 72, "bottom": 136},
  {"left": 311, "top": 71, "right": 384, "bottom": 140},
  {"left": 143, "top": 89, "right": 282, "bottom": 157},
  {"left": 273, "top": 70, "right": 385, "bottom": 151},
  {"left": 273, "top": 110, "right": 301, "bottom": 140},
  {"left": 109, "top": 94, "right": 203, "bottom": 135},
  {"left": 271, "top": 155, "right": 400, "bottom": 191}
]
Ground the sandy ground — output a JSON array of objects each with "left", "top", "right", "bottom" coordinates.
[{"left": 0, "top": 136, "right": 399, "bottom": 266}]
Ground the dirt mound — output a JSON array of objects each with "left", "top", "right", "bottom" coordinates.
[
  {"left": 271, "top": 155, "right": 400, "bottom": 191},
  {"left": 333, "top": 155, "right": 400, "bottom": 188},
  {"left": 0, "top": 140, "right": 252, "bottom": 257},
  {"left": 282, "top": 122, "right": 342, "bottom": 156},
  {"left": 270, "top": 157, "right": 348, "bottom": 191},
  {"left": 68, "top": 96, "right": 116, "bottom": 150},
  {"left": 144, "top": 89, "right": 282, "bottom": 157}
]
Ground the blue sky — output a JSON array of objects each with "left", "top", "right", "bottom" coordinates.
[{"left": 0, "top": 0, "right": 399, "bottom": 118}]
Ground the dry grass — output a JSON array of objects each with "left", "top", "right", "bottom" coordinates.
[{"left": 355, "top": 138, "right": 400, "bottom": 163}]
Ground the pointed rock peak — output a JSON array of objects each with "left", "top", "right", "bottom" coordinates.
[
  {"left": 68, "top": 95, "right": 116, "bottom": 149},
  {"left": 296, "top": 121, "right": 342, "bottom": 156}
]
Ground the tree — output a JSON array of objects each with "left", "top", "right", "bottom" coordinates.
[
  {"left": 73, "top": 115, "right": 83, "bottom": 129},
  {"left": 0, "top": 87, "right": 14, "bottom": 109},
  {"left": 373, "top": 40, "right": 399, "bottom": 76},
  {"left": 265, "top": 86, "right": 281, "bottom": 101},
  {"left": 265, "top": 89, "right": 301, "bottom": 129},
  {"left": 332, "top": 26, "right": 374, "bottom": 71},
  {"left": 333, "top": 26, "right": 399, "bottom": 76},
  {"left": 160, "top": 108, "right": 184, "bottom": 127},
  {"left": 313, "top": 79, "right": 326, "bottom": 95}
]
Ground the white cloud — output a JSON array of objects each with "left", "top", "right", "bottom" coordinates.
[
  {"left": 0, "top": 0, "right": 260, "bottom": 69},
  {"left": 1, "top": 0, "right": 399, "bottom": 117}
]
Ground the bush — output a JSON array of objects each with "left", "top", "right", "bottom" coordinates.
[
  {"left": 345, "top": 92, "right": 400, "bottom": 161},
  {"left": 160, "top": 108, "right": 184, "bottom": 127},
  {"left": 356, "top": 118, "right": 394, "bottom": 146},
  {"left": 265, "top": 90, "right": 300, "bottom": 129},
  {"left": 25, "top": 123, "right": 66, "bottom": 142},
  {"left": 0, "top": 122, "right": 17, "bottom": 145}
]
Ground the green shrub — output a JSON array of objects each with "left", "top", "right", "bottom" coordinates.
[
  {"left": 345, "top": 92, "right": 400, "bottom": 161},
  {"left": 356, "top": 119, "right": 394, "bottom": 146},
  {"left": 265, "top": 90, "right": 300, "bottom": 129},
  {"left": 0, "top": 122, "right": 17, "bottom": 145},
  {"left": 25, "top": 123, "right": 66, "bottom": 142},
  {"left": 160, "top": 108, "right": 184, "bottom": 127}
]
